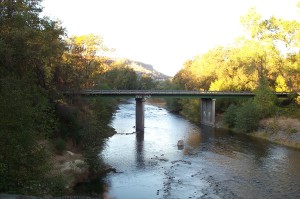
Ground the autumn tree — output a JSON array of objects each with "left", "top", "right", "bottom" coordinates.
[
  {"left": 175, "top": 7, "right": 300, "bottom": 94},
  {"left": 240, "top": 8, "right": 300, "bottom": 91},
  {"left": 173, "top": 6, "right": 300, "bottom": 130},
  {"left": 57, "top": 34, "right": 111, "bottom": 90}
]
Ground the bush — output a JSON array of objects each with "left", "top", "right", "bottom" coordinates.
[
  {"left": 54, "top": 138, "right": 66, "bottom": 154},
  {"left": 235, "top": 100, "right": 260, "bottom": 133},
  {"left": 224, "top": 104, "right": 238, "bottom": 128},
  {"left": 180, "top": 99, "right": 200, "bottom": 124}
]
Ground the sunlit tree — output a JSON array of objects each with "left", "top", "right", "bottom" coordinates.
[{"left": 60, "top": 34, "right": 111, "bottom": 89}]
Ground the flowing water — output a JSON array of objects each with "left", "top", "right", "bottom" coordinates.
[{"left": 76, "top": 99, "right": 300, "bottom": 199}]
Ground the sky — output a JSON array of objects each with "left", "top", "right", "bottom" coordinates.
[{"left": 41, "top": 0, "right": 299, "bottom": 76}]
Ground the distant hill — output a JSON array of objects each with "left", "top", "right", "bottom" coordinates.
[{"left": 109, "top": 58, "right": 171, "bottom": 81}]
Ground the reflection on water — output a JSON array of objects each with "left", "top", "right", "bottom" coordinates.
[
  {"left": 183, "top": 130, "right": 201, "bottom": 155},
  {"left": 75, "top": 99, "right": 300, "bottom": 199},
  {"left": 186, "top": 131, "right": 201, "bottom": 148},
  {"left": 136, "top": 133, "right": 145, "bottom": 169}
]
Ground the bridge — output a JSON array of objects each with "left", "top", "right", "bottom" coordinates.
[
  {"left": 68, "top": 90, "right": 290, "bottom": 98},
  {"left": 65, "top": 90, "right": 292, "bottom": 132}
]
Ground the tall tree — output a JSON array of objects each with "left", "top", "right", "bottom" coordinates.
[
  {"left": 240, "top": 8, "right": 300, "bottom": 91},
  {"left": 60, "top": 34, "right": 110, "bottom": 89},
  {"left": 0, "top": 0, "right": 65, "bottom": 87},
  {"left": 0, "top": 0, "right": 66, "bottom": 194}
]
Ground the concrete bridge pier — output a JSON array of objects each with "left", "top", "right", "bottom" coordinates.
[
  {"left": 136, "top": 98, "right": 145, "bottom": 133},
  {"left": 201, "top": 98, "right": 216, "bottom": 127}
]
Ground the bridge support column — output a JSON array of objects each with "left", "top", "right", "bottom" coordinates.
[
  {"left": 201, "top": 98, "right": 216, "bottom": 127},
  {"left": 136, "top": 98, "right": 145, "bottom": 133}
]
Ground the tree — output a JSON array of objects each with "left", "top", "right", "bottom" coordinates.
[
  {"left": 61, "top": 34, "right": 110, "bottom": 90},
  {"left": 253, "top": 77, "right": 277, "bottom": 119},
  {"left": 101, "top": 66, "right": 138, "bottom": 89},
  {"left": 138, "top": 74, "right": 156, "bottom": 90},
  {"left": 239, "top": 8, "right": 300, "bottom": 91},
  {"left": 0, "top": 0, "right": 66, "bottom": 194},
  {"left": 0, "top": 0, "right": 65, "bottom": 88},
  {"left": 174, "top": 7, "right": 300, "bottom": 94}
]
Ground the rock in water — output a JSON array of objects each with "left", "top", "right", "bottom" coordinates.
[{"left": 177, "top": 140, "right": 184, "bottom": 150}]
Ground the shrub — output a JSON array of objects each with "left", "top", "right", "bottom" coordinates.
[
  {"left": 289, "top": 128, "right": 298, "bottom": 134},
  {"left": 224, "top": 104, "right": 238, "bottom": 128},
  {"left": 235, "top": 100, "right": 260, "bottom": 133},
  {"left": 54, "top": 138, "right": 66, "bottom": 154}
]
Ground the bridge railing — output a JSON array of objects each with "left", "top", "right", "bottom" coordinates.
[
  {"left": 64, "top": 90, "right": 294, "bottom": 97},
  {"left": 77, "top": 90, "right": 254, "bottom": 94}
]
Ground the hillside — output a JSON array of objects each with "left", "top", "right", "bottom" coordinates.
[{"left": 110, "top": 58, "right": 171, "bottom": 81}]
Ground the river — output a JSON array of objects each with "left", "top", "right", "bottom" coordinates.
[{"left": 76, "top": 99, "right": 300, "bottom": 199}]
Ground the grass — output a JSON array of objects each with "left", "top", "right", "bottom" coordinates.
[
  {"left": 252, "top": 117, "right": 300, "bottom": 149},
  {"left": 262, "top": 117, "right": 300, "bottom": 132}
]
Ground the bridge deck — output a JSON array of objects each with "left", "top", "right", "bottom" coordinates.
[{"left": 65, "top": 90, "right": 292, "bottom": 98}]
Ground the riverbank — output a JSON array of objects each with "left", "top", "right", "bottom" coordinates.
[
  {"left": 251, "top": 117, "right": 300, "bottom": 149},
  {"left": 214, "top": 111, "right": 300, "bottom": 149},
  {"left": 50, "top": 129, "right": 117, "bottom": 193},
  {"left": 49, "top": 97, "right": 119, "bottom": 193}
]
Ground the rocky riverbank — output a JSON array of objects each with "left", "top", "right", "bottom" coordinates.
[{"left": 51, "top": 150, "right": 89, "bottom": 189}]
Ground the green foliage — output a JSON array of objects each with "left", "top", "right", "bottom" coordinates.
[
  {"left": 276, "top": 103, "right": 300, "bottom": 119},
  {"left": 235, "top": 100, "right": 260, "bottom": 133},
  {"left": 253, "top": 77, "right": 277, "bottom": 119},
  {"left": 79, "top": 98, "right": 117, "bottom": 173},
  {"left": 223, "top": 79, "right": 277, "bottom": 132},
  {"left": 55, "top": 101, "right": 82, "bottom": 143},
  {"left": 0, "top": 0, "right": 158, "bottom": 196},
  {"left": 0, "top": 78, "right": 56, "bottom": 194},
  {"left": 180, "top": 99, "right": 201, "bottom": 124},
  {"left": 44, "top": 175, "right": 67, "bottom": 196},
  {"left": 165, "top": 98, "right": 183, "bottom": 113},
  {"left": 54, "top": 138, "right": 67, "bottom": 154},
  {"left": 138, "top": 74, "right": 157, "bottom": 90},
  {"left": 0, "top": 0, "right": 65, "bottom": 87},
  {"left": 54, "top": 97, "right": 117, "bottom": 174},
  {"left": 156, "top": 79, "right": 177, "bottom": 90},
  {"left": 223, "top": 104, "right": 238, "bottom": 128},
  {"left": 101, "top": 67, "right": 138, "bottom": 89},
  {"left": 0, "top": 0, "right": 68, "bottom": 195}
]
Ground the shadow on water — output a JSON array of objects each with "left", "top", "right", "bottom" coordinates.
[
  {"left": 198, "top": 125, "right": 270, "bottom": 156},
  {"left": 73, "top": 177, "right": 108, "bottom": 197}
]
